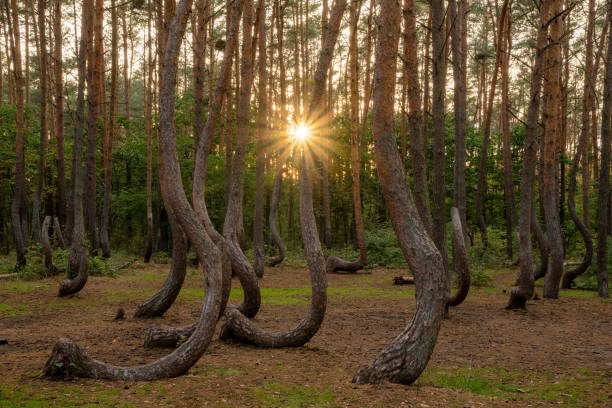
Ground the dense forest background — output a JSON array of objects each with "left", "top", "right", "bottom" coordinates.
[{"left": 0, "top": 0, "right": 609, "bottom": 290}]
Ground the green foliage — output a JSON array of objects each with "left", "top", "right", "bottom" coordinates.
[
  {"left": 88, "top": 256, "right": 116, "bottom": 277},
  {"left": 152, "top": 251, "right": 170, "bottom": 264},
  {"left": 364, "top": 225, "right": 407, "bottom": 268}
]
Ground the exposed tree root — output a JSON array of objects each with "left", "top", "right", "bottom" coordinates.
[
  {"left": 326, "top": 255, "right": 363, "bottom": 274},
  {"left": 446, "top": 207, "right": 470, "bottom": 308}
]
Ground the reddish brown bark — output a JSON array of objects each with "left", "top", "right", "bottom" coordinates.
[
  {"left": 352, "top": 0, "right": 446, "bottom": 385},
  {"left": 54, "top": 0, "right": 66, "bottom": 228},
  {"left": 506, "top": 0, "right": 547, "bottom": 309}
]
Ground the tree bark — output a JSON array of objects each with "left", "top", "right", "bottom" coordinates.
[
  {"left": 220, "top": 0, "right": 346, "bottom": 347},
  {"left": 144, "top": 0, "right": 154, "bottom": 263},
  {"left": 42, "top": 216, "right": 58, "bottom": 275},
  {"left": 541, "top": 0, "right": 565, "bottom": 299},
  {"left": 54, "top": 0, "right": 66, "bottom": 228},
  {"left": 58, "top": 0, "right": 90, "bottom": 298},
  {"left": 431, "top": 0, "right": 447, "bottom": 268},
  {"left": 33, "top": 0, "right": 49, "bottom": 244},
  {"left": 596, "top": 0, "right": 612, "bottom": 298},
  {"left": 352, "top": 0, "right": 446, "bottom": 385},
  {"left": 44, "top": 0, "right": 225, "bottom": 381},
  {"left": 135, "top": 209, "right": 187, "bottom": 317},
  {"left": 500, "top": 2, "right": 514, "bottom": 260},
  {"left": 475, "top": 0, "right": 510, "bottom": 247},
  {"left": 84, "top": 0, "right": 101, "bottom": 252},
  {"left": 5, "top": 0, "right": 27, "bottom": 267},
  {"left": 446, "top": 207, "right": 469, "bottom": 307},
  {"left": 506, "top": 0, "right": 547, "bottom": 308},
  {"left": 101, "top": 0, "right": 118, "bottom": 259}
]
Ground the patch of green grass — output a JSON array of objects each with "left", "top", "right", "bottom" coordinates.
[
  {"left": 0, "top": 303, "right": 36, "bottom": 317},
  {"left": 0, "top": 384, "right": 135, "bottom": 407},
  {"left": 559, "top": 289, "right": 599, "bottom": 299},
  {"left": 250, "top": 382, "right": 336, "bottom": 408},
  {"left": 0, "top": 280, "right": 52, "bottom": 294},
  {"left": 418, "top": 366, "right": 608, "bottom": 405}
]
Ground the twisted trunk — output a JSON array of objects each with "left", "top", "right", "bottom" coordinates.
[
  {"left": 58, "top": 0, "right": 90, "bottom": 298},
  {"left": 44, "top": 0, "right": 225, "bottom": 380},
  {"left": 352, "top": 0, "right": 446, "bottom": 385},
  {"left": 446, "top": 207, "right": 469, "bottom": 308},
  {"left": 506, "top": 0, "right": 547, "bottom": 308},
  {"left": 220, "top": 0, "right": 346, "bottom": 347}
]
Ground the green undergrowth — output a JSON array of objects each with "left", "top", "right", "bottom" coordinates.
[
  {"left": 249, "top": 382, "right": 336, "bottom": 408},
  {"left": 418, "top": 365, "right": 608, "bottom": 406}
]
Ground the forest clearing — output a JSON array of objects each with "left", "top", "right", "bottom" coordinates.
[{"left": 1, "top": 262, "right": 610, "bottom": 407}]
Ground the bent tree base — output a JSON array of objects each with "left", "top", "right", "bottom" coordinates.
[{"left": 326, "top": 255, "right": 363, "bottom": 274}]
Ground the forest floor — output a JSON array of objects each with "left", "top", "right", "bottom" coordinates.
[{"left": 0, "top": 261, "right": 610, "bottom": 407}]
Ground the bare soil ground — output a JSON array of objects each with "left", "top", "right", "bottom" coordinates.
[{"left": 1, "top": 263, "right": 610, "bottom": 407}]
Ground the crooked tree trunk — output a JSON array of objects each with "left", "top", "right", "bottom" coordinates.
[
  {"left": 329, "top": 0, "right": 365, "bottom": 273},
  {"left": 219, "top": 0, "right": 346, "bottom": 347},
  {"left": 135, "top": 210, "right": 187, "bottom": 318},
  {"left": 446, "top": 207, "right": 469, "bottom": 308},
  {"left": 58, "top": 0, "right": 90, "bottom": 298},
  {"left": 506, "top": 0, "right": 547, "bottom": 308},
  {"left": 561, "top": 127, "right": 593, "bottom": 288},
  {"left": 541, "top": 0, "right": 565, "bottom": 299},
  {"left": 190, "top": 0, "right": 260, "bottom": 319},
  {"left": 351, "top": 0, "right": 446, "bottom": 385},
  {"left": 596, "top": 0, "right": 612, "bottom": 298},
  {"left": 44, "top": 0, "right": 225, "bottom": 380},
  {"left": 53, "top": 217, "right": 66, "bottom": 249}
]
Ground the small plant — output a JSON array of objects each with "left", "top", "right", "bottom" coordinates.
[
  {"left": 152, "top": 251, "right": 170, "bottom": 264},
  {"left": 89, "top": 256, "right": 116, "bottom": 277}
]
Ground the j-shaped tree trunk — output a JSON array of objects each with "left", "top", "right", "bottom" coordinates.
[
  {"left": 190, "top": 0, "right": 260, "bottom": 319},
  {"left": 561, "top": 122, "right": 593, "bottom": 288},
  {"left": 351, "top": 0, "right": 446, "bottom": 385},
  {"left": 44, "top": 0, "right": 225, "bottom": 380},
  {"left": 58, "top": 0, "right": 90, "bottom": 298},
  {"left": 219, "top": 0, "right": 346, "bottom": 347},
  {"left": 506, "top": 0, "right": 547, "bottom": 309},
  {"left": 596, "top": 0, "right": 611, "bottom": 298},
  {"left": 541, "top": 0, "right": 565, "bottom": 299},
  {"left": 327, "top": 0, "right": 364, "bottom": 274},
  {"left": 53, "top": 217, "right": 66, "bottom": 249},
  {"left": 446, "top": 207, "right": 469, "bottom": 308},
  {"left": 135, "top": 210, "right": 187, "bottom": 318},
  {"left": 253, "top": 0, "right": 267, "bottom": 278}
]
